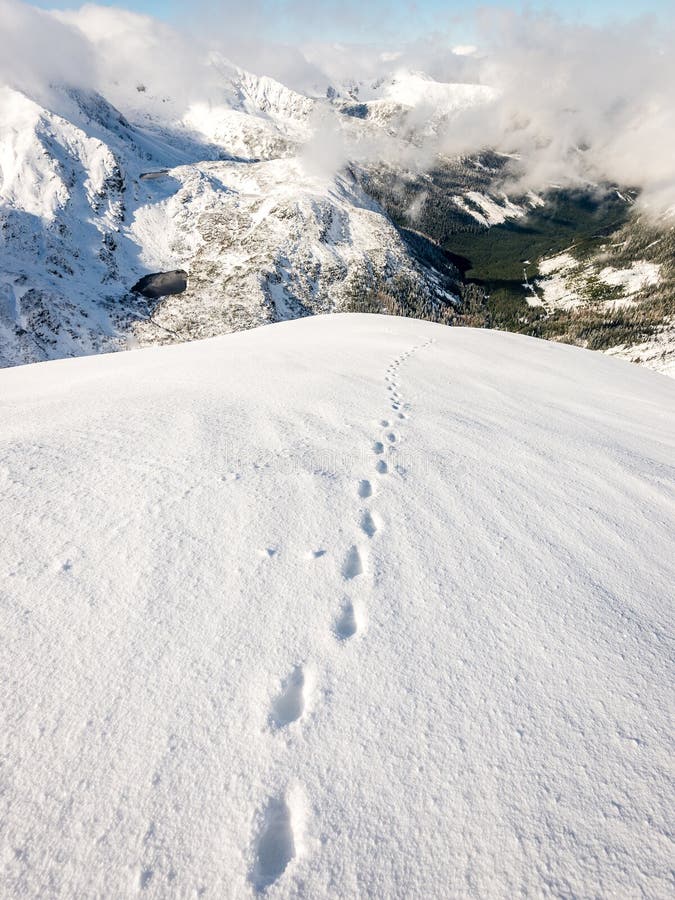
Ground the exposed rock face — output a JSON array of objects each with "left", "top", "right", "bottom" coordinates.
[{"left": 131, "top": 270, "right": 188, "bottom": 299}]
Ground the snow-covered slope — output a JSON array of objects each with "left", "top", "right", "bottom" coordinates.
[
  {"left": 353, "top": 70, "right": 495, "bottom": 135},
  {"left": 0, "top": 72, "right": 461, "bottom": 367},
  {"left": 1, "top": 316, "right": 673, "bottom": 897}
]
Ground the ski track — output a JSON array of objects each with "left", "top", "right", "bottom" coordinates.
[{"left": 250, "top": 337, "right": 433, "bottom": 891}]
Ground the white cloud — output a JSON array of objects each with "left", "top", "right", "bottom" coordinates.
[{"left": 0, "top": 1, "right": 673, "bottom": 214}]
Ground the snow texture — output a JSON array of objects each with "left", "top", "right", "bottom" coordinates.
[{"left": 0, "top": 314, "right": 673, "bottom": 898}]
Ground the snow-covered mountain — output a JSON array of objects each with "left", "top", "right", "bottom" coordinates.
[
  {"left": 1, "top": 315, "right": 673, "bottom": 896},
  {"left": 332, "top": 70, "right": 495, "bottom": 139},
  {"left": 0, "top": 64, "right": 468, "bottom": 368},
  {"left": 1, "top": 9, "right": 673, "bottom": 375}
]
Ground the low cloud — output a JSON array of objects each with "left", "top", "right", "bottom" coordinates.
[
  {"left": 0, "top": 0, "right": 96, "bottom": 102},
  {"left": 1, "top": 1, "right": 674, "bottom": 214},
  {"left": 445, "top": 10, "right": 675, "bottom": 213}
]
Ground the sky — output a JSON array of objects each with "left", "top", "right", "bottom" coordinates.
[{"left": 26, "top": 0, "right": 675, "bottom": 42}]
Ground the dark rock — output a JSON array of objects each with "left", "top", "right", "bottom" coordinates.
[
  {"left": 131, "top": 270, "right": 188, "bottom": 299},
  {"left": 341, "top": 103, "right": 369, "bottom": 119}
]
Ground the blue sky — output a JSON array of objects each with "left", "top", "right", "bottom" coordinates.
[
  {"left": 28, "top": 0, "right": 675, "bottom": 40},
  {"left": 29, "top": 0, "right": 674, "bottom": 16}
]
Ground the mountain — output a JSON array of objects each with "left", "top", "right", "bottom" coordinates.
[
  {"left": 0, "top": 68, "right": 464, "bottom": 368},
  {"left": 1, "top": 51, "right": 673, "bottom": 374},
  {"left": 1, "top": 314, "right": 673, "bottom": 896}
]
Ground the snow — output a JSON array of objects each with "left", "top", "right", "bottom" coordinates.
[
  {"left": 343, "top": 71, "right": 496, "bottom": 140},
  {"left": 0, "top": 86, "right": 68, "bottom": 220},
  {"left": 535, "top": 253, "right": 583, "bottom": 310},
  {"left": 464, "top": 191, "right": 524, "bottom": 226},
  {"left": 376, "top": 72, "right": 494, "bottom": 113},
  {"left": 1, "top": 314, "right": 673, "bottom": 897},
  {"left": 524, "top": 289, "right": 544, "bottom": 308},
  {"left": 451, "top": 191, "right": 524, "bottom": 228},
  {"left": 536, "top": 254, "right": 663, "bottom": 314},
  {"left": 538, "top": 252, "right": 577, "bottom": 278},
  {"left": 605, "top": 318, "right": 675, "bottom": 377},
  {"left": 526, "top": 190, "right": 545, "bottom": 209},
  {"left": 598, "top": 260, "right": 660, "bottom": 295}
]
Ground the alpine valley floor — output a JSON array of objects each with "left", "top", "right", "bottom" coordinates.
[{"left": 0, "top": 314, "right": 673, "bottom": 897}]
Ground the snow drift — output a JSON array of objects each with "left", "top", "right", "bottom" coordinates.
[{"left": 0, "top": 315, "right": 673, "bottom": 897}]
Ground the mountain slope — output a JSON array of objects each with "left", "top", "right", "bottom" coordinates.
[
  {"left": 1, "top": 316, "right": 673, "bottom": 897},
  {"left": 0, "top": 75, "right": 461, "bottom": 367},
  {"left": 363, "top": 162, "right": 675, "bottom": 376},
  {"left": 2, "top": 45, "right": 674, "bottom": 374}
]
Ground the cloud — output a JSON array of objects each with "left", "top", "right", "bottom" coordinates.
[
  {"left": 55, "top": 3, "right": 227, "bottom": 107},
  {"left": 299, "top": 106, "right": 348, "bottom": 178},
  {"left": 443, "top": 10, "right": 675, "bottom": 213},
  {"left": 0, "top": 0, "right": 95, "bottom": 101},
  {"left": 0, "top": 1, "right": 673, "bottom": 214}
]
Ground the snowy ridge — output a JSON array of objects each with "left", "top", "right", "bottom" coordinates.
[
  {"left": 376, "top": 70, "right": 494, "bottom": 113},
  {"left": 235, "top": 70, "right": 315, "bottom": 125},
  {"left": 335, "top": 71, "right": 495, "bottom": 143},
  {"left": 1, "top": 315, "right": 673, "bottom": 896}
]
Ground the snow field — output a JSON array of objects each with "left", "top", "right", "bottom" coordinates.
[{"left": 0, "top": 315, "right": 673, "bottom": 897}]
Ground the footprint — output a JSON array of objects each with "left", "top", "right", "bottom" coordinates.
[
  {"left": 357, "top": 479, "right": 373, "bottom": 499},
  {"left": 270, "top": 666, "right": 305, "bottom": 728},
  {"left": 387, "top": 433, "right": 397, "bottom": 443},
  {"left": 139, "top": 868, "right": 154, "bottom": 890},
  {"left": 250, "top": 797, "right": 295, "bottom": 891},
  {"left": 372, "top": 441, "right": 384, "bottom": 455},
  {"left": 375, "top": 460, "right": 388, "bottom": 475},
  {"left": 334, "top": 601, "right": 358, "bottom": 641},
  {"left": 342, "top": 545, "right": 364, "bottom": 580},
  {"left": 258, "top": 548, "right": 278, "bottom": 558},
  {"left": 360, "top": 510, "right": 378, "bottom": 538},
  {"left": 380, "top": 420, "right": 390, "bottom": 427},
  {"left": 397, "top": 413, "right": 406, "bottom": 420},
  {"left": 311, "top": 549, "right": 326, "bottom": 558},
  {"left": 391, "top": 404, "right": 399, "bottom": 411}
]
